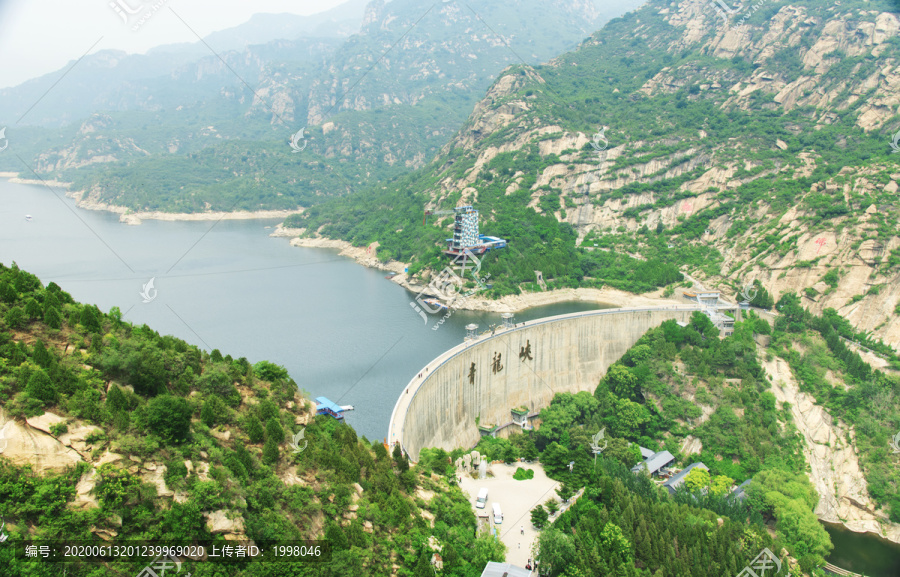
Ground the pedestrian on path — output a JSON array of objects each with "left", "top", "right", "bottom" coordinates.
[{"left": 520, "top": 525, "right": 524, "bottom": 535}]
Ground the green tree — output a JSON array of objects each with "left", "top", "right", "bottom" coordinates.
[
  {"left": 710, "top": 475, "right": 734, "bottom": 496},
  {"left": 24, "top": 298, "right": 42, "bottom": 319},
  {"left": 531, "top": 505, "right": 549, "bottom": 529},
  {"left": 537, "top": 526, "right": 576, "bottom": 577},
  {"left": 4, "top": 306, "right": 25, "bottom": 329},
  {"left": 253, "top": 360, "right": 290, "bottom": 382},
  {"left": 545, "top": 499, "right": 559, "bottom": 516},
  {"left": 26, "top": 369, "right": 58, "bottom": 404},
  {"left": 43, "top": 306, "right": 62, "bottom": 329},
  {"left": 106, "top": 384, "right": 128, "bottom": 413},
  {"left": 606, "top": 364, "right": 641, "bottom": 400},
  {"left": 201, "top": 396, "right": 226, "bottom": 428},
  {"left": 32, "top": 340, "right": 53, "bottom": 368},
  {"left": 247, "top": 418, "right": 265, "bottom": 443},
  {"left": 145, "top": 395, "right": 192, "bottom": 442},
  {"left": 263, "top": 437, "right": 280, "bottom": 464},
  {"left": 80, "top": 305, "right": 102, "bottom": 333},
  {"left": 599, "top": 522, "right": 632, "bottom": 560},
  {"left": 266, "top": 417, "right": 285, "bottom": 444},
  {"left": 684, "top": 468, "right": 710, "bottom": 493},
  {"left": 556, "top": 483, "right": 575, "bottom": 503}
]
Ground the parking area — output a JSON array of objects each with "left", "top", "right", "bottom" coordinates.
[{"left": 459, "top": 461, "right": 560, "bottom": 568}]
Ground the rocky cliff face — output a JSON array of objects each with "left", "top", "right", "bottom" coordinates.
[{"left": 763, "top": 354, "right": 900, "bottom": 544}]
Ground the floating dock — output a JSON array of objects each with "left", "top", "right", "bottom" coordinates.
[{"left": 315, "top": 396, "right": 345, "bottom": 420}]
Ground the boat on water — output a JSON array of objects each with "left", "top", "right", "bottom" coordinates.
[
  {"left": 422, "top": 298, "right": 448, "bottom": 310},
  {"left": 24, "top": 215, "right": 32, "bottom": 221}
]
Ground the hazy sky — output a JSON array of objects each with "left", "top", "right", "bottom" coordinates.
[{"left": 0, "top": 0, "right": 348, "bottom": 88}]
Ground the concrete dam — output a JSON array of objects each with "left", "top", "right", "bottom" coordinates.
[{"left": 388, "top": 306, "right": 703, "bottom": 461}]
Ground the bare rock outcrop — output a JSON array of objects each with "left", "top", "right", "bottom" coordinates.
[
  {"left": 204, "top": 510, "right": 245, "bottom": 535},
  {"left": 0, "top": 409, "right": 82, "bottom": 474},
  {"left": 763, "top": 353, "right": 900, "bottom": 544}
]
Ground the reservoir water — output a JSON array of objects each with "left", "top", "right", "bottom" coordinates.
[
  {"left": 0, "top": 178, "right": 609, "bottom": 440},
  {"left": 823, "top": 522, "right": 900, "bottom": 577}
]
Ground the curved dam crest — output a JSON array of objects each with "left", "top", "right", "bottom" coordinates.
[{"left": 390, "top": 306, "right": 704, "bottom": 461}]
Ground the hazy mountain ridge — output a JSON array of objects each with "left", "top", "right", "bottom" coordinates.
[{"left": 1, "top": 0, "right": 644, "bottom": 214}]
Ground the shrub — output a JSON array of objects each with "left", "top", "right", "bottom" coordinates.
[
  {"left": 145, "top": 395, "right": 192, "bottom": 442},
  {"left": 246, "top": 418, "right": 265, "bottom": 444},
  {"left": 513, "top": 467, "right": 535, "bottom": 480}
]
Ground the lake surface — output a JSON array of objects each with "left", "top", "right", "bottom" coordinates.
[
  {"left": 823, "top": 522, "right": 900, "bottom": 577},
  {"left": 0, "top": 178, "right": 610, "bottom": 440}
]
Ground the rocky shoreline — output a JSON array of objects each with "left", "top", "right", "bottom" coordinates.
[
  {"left": 279, "top": 230, "right": 685, "bottom": 313},
  {"left": 3, "top": 175, "right": 302, "bottom": 225}
]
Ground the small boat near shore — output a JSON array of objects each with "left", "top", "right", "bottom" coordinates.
[
  {"left": 24, "top": 215, "right": 32, "bottom": 221},
  {"left": 422, "top": 298, "right": 448, "bottom": 310}
]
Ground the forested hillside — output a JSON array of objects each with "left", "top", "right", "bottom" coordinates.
[
  {"left": 286, "top": 0, "right": 900, "bottom": 347},
  {"left": 0, "top": 262, "right": 506, "bottom": 576}
]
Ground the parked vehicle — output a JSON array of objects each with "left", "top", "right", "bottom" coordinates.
[{"left": 476, "top": 488, "right": 488, "bottom": 509}]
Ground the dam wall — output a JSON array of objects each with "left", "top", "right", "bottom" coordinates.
[{"left": 390, "top": 306, "right": 702, "bottom": 461}]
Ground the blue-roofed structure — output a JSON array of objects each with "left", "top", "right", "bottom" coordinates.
[
  {"left": 663, "top": 462, "right": 708, "bottom": 495},
  {"left": 631, "top": 450, "right": 675, "bottom": 476},
  {"left": 315, "top": 396, "right": 345, "bottom": 420}
]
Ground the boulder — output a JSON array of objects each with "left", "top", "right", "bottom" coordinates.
[
  {"left": 141, "top": 465, "right": 174, "bottom": 498},
  {"left": 90, "top": 527, "right": 118, "bottom": 541},
  {"left": 70, "top": 469, "right": 100, "bottom": 510},
  {"left": 24, "top": 412, "right": 66, "bottom": 435},
  {"left": 204, "top": 510, "right": 245, "bottom": 535},
  {"left": 0, "top": 408, "right": 82, "bottom": 474},
  {"left": 95, "top": 451, "right": 123, "bottom": 466}
]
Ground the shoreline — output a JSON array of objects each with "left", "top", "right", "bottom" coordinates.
[
  {"left": 283, "top": 233, "right": 688, "bottom": 312},
  {"left": 2, "top": 176, "right": 303, "bottom": 225},
  {"left": 68, "top": 190, "right": 303, "bottom": 226}
]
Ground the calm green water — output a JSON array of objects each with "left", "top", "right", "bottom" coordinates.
[
  {"left": 0, "top": 178, "right": 611, "bottom": 440},
  {"left": 823, "top": 521, "right": 900, "bottom": 577}
]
